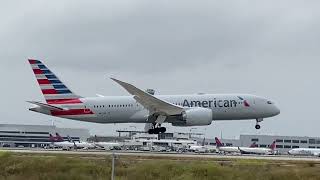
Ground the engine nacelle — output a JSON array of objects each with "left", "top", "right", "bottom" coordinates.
[{"left": 172, "top": 108, "right": 212, "bottom": 126}]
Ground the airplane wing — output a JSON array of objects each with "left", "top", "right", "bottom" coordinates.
[
  {"left": 27, "top": 101, "right": 64, "bottom": 111},
  {"left": 238, "top": 147, "right": 252, "bottom": 154},
  {"left": 111, "top": 78, "right": 184, "bottom": 116}
]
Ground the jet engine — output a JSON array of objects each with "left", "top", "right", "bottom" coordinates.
[{"left": 172, "top": 108, "right": 212, "bottom": 126}]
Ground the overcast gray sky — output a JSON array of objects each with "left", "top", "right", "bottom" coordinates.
[{"left": 1, "top": 0, "right": 320, "bottom": 138}]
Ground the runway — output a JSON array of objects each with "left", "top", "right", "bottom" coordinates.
[{"left": 2, "top": 148, "right": 320, "bottom": 162}]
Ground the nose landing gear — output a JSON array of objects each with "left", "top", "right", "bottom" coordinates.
[{"left": 255, "top": 118, "right": 263, "bottom": 129}]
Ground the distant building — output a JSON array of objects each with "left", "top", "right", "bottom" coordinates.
[
  {"left": 203, "top": 134, "right": 320, "bottom": 154},
  {"left": 239, "top": 134, "right": 320, "bottom": 154},
  {"left": 0, "top": 124, "right": 90, "bottom": 148}
]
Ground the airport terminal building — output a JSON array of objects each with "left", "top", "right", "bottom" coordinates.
[
  {"left": 0, "top": 124, "right": 90, "bottom": 148},
  {"left": 1, "top": 122, "right": 320, "bottom": 154},
  {"left": 203, "top": 134, "right": 320, "bottom": 154},
  {"left": 239, "top": 134, "right": 320, "bottom": 154}
]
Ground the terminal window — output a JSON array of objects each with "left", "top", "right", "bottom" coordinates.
[
  {"left": 284, "top": 145, "right": 291, "bottom": 148},
  {"left": 316, "top": 140, "right": 320, "bottom": 144},
  {"left": 251, "top": 138, "right": 259, "bottom": 142},
  {"left": 308, "top": 146, "right": 316, "bottom": 149},
  {"left": 300, "top": 140, "right": 307, "bottom": 143},
  {"left": 292, "top": 146, "right": 299, "bottom": 148},
  {"left": 284, "top": 140, "right": 291, "bottom": 143},
  {"left": 292, "top": 140, "right": 299, "bottom": 143},
  {"left": 259, "top": 144, "right": 267, "bottom": 147},
  {"left": 309, "top": 139, "right": 316, "bottom": 144},
  {"left": 276, "top": 139, "right": 283, "bottom": 143},
  {"left": 276, "top": 145, "right": 283, "bottom": 148},
  {"left": 0, "top": 131, "right": 20, "bottom": 134}
]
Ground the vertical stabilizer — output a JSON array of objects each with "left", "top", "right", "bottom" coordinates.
[
  {"left": 215, "top": 137, "right": 224, "bottom": 148},
  {"left": 28, "top": 59, "right": 82, "bottom": 104},
  {"left": 55, "top": 133, "right": 64, "bottom": 142},
  {"left": 269, "top": 141, "right": 276, "bottom": 151}
]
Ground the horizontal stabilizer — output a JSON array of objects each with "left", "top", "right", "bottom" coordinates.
[{"left": 27, "top": 101, "right": 65, "bottom": 111}]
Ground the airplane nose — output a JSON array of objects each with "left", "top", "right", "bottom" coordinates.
[{"left": 273, "top": 106, "right": 280, "bottom": 116}]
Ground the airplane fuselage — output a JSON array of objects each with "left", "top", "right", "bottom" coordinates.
[
  {"left": 238, "top": 147, "right": 274, "bottom": 155},
  {"left": 289, "top": 148, "right": 320, "bottom": 156},
  {"left": 30, "top": 94, "right": 280, "bottom": 124}
]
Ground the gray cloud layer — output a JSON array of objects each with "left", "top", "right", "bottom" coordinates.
[{"left": 1, "top": 1, "right": 320, "bottom": 138}]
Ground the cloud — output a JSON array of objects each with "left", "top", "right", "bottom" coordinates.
[{"left": 1, "top": 0, "right": 320, "bottom": 137}]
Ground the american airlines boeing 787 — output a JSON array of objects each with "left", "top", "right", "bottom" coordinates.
[{"left": 27, "top": 59, "right": 280, "bottom": 134}]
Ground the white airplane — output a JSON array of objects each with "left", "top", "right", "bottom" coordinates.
[
  {"left": 95, "top": 142, "right": 121, "bottom": 150},
  {"left": 189, "top": 146, "right": 208, "bottom": 153},
  {"left": 74, "top": 141, "right": 95, "bottom": 149},
  {"left": 238, "top": 141, "right": 276, "bottom": 155},
  {"left": 27, "top": 59, "right": 280, "bottom": 134},
  {"left": 49, "top": 133, "right": 76, "bottom": 150},
  {"left": 50, "top": 133, "right": 94, "bottom": 150},
  {"left": 288, "top": 148, "right": 320, "bottom": 157},
  {"left": 214, "top": 137, "right": 257, "bottom": 154},
  {"left": 188, "top": 138, "right": 216, "bottom": 153},
  {"left": 65, "top": 135, "right": 95, "bottom": 149},
  {"left": 189, "top": 138, "right": 208, "bottom": 153},
  {"left": 93, "top": 136, "right": 121, "bottom": 150}
]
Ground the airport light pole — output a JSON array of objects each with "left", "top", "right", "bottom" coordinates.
[
  {"left": 129, "top": 126, "right": 137, "bottom": 137},
  {"left": 189, "top": 128, "right": 197, "bottom": 138},
  {"left": 111, "top": 152, "right": 115, "bottom": 180}
]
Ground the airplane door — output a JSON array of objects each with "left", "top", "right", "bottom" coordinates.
[{"left": 104, "top": 106, "right": 111, "bottom": 119}]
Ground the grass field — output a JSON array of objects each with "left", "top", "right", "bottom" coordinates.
[{"left": 0, "top": 151, "right": 320, "bottom": 180}]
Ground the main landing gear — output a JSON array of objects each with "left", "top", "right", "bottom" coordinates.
[
  {"left": 255, "top": 118, "right": 263, "bottom": 129},
  {"left": 148, "top": 124, "right": 166, "bottom": 134},
  {"left": 147, "top": 115, "right": 167, "bottom": 134}
]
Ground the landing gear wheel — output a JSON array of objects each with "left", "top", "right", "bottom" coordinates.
[
  {"left": 154, "top": 128, "right": 160, "bottom": 134},
  {"left": 147, "top": 127, "right": 166, "bottom": 134},
  {"left": 255, "top": 118, "right": 263, "bottom": 130},
  {"left": 159, "top": 127, "right": 166, "bottom": 133},
  {"left": 148, "top": 129, "right": 155, "bottom": 134}
]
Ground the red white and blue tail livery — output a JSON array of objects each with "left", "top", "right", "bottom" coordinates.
[
  {"left": 27, "top": 59, "right": 280, "bottom": 134},
  {"left": 28, "top": 59, "right": 95, "bottom": 120},
  {"left": 29, "top": 59, "right": 81, "bottom": 103}
]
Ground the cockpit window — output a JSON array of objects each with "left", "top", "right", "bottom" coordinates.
[{"left": 267, "top": 101, "right": 273, "bottom": 104}]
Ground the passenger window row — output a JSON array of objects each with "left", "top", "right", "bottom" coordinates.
[{"left": 93, "top": 104, "right": 134, "bottom": 108}]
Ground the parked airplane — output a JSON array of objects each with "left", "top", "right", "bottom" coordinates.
[
  {"left": 93, "top": 136, "right": 121, "bottom": 150},
  {"left": 49, "top": 133, "right": 94, "bottom": 150},
  {"left": 49, "top": 133, "right": 76, "bottom": 150},
  {"left": 27, "top": 59, "right": 280, "bottom": 134},
  {"left": 238, "top": 141, "right": 276, "bottom": 155},
  {"left": 215, "top": 137, "right": 257, "bottom": 154},
  {"left": 189, "top": 138, "right": 213, "bottom": 153},
  {"left": 288, "top": 148, "right": 320, "bottom": 157},
  {"left": 67, "top": 135, "right": 95, "bottom": 150}
]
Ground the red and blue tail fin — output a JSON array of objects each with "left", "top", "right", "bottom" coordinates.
[
  {"left": 28, "top": 59, "right": 82, "bottom": 104},
  {"left": 269, "top": 141, "right": 276, "bottom": 151},
  {"left": 49, "top": 134, "right": 56, "bottom": 142},
  {"left": 215, "top": 137, "right": 224, "bottom": 148},
  {"left": 55, "top": 133, "right": 64, "bottom": 142},
  {"left": 249, "top": 142, "right": 257, "bottom": 148}
]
